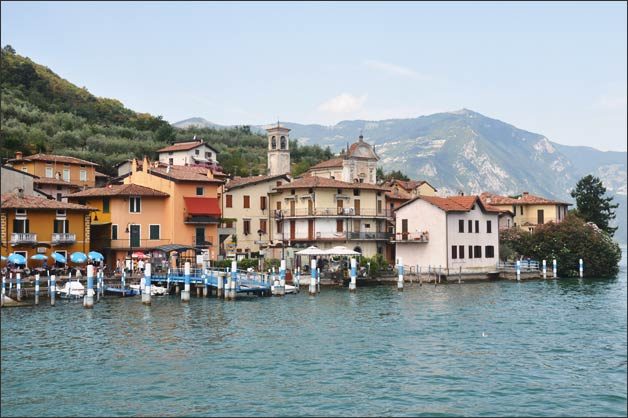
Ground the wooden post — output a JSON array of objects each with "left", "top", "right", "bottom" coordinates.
[
  {"left": 96, "top": 269, "right": 101, "bottom": 302},
  {"left": 181, "top": 262, "right": 191, "bottom": 302},
  {"left": 84, "top": 264, "right": 94, "bottom": 309},
  {"left": 142, "top": 263, "right": 152, "bottom": 305},
  {"left": 458, "top": 266, "right": 462, "bottom": 284},
  {"left": 121, "top": 270, "right": 126, "bottom": 297},
  {"left": 279, "top": 259, "right": 286, "bottom": 296},
  {"left": 317, "top": 268, "right": 321, "bottom": 293}
]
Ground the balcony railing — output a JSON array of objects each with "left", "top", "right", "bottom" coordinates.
[
  {"left": 347, "top": 232, "right": 393, "bottom": 240},
  {"left": 393, "top": 232, "right": 429, "bottom": 243},
  {"left": 51, "top": 233, "right": 76, "bottom": 245},
  {"left": 11, "top": 233, "right": 37, "bottom": 245},
  {"left": 185, "top": 216, "right": 221, "bottom": 224},
  {"left": 276, "top": 207, "right": 393, "bottom": 218},
  {"left": 107, "top": 238, "right": 172, "bottom": 250}
]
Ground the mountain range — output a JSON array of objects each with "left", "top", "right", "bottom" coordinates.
[{"left": 173, "top": 112, "right": 627, "bottom": 242}]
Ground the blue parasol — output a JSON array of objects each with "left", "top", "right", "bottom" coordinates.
[
  {"left": 30, "top": 254, "right": 49, "bottom": 261},
  {"left": 70, "top": 251, "right": 88, "bottom": 264},
  {"left": 7, "top": 253, "right": 27, "bottom": 265},
  {"left": 51, "top": 252, "right": 67, "bottom": 264},
  {"left": 88, "top": 251, "right": 104, "bottom": 262}
]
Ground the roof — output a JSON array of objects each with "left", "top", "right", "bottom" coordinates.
[
  {"left": 148, "top": 165, "right": 224, "bottom": 184},
  {"left": 1, "top": 193, "right": 96, "bottom": 211},
  {"left": 274, "top": 176, "right": 388, "bottom": 192},
  {"left": 184, "top": 197, "right": 221, "bottom": 216},
  {"left": 95, "top": 171, "right": 110, "bottom": 178},
  {"left": 66, "top": 184, "right": 169, "bottom": 198},
  {"left": 1, "top": 165, "right": 38, "bottom": 178},
  {"left": 157, "top": 140, "right": 219, "bottom": 154},
  {"left": 396, "top": 195, "right": 501, "bottom": 214},
  {"left": 308, "top": 157, "right": 344, "bottom": 170},
  {"left": 33, "top": 177, "right": 81, "bottom": 188},
  {"left": 480, "top": 192, "right": 572, "bottom": 206},
  {"left": 150, "top": 244, "right": 196, "bottom": 253},
  {"left": 7, "top": 153, "right": 98, "bottom": 166},
  {"left": 385, "top": 187, "right": 413, "bottom": 200},
  {"left": 225, "top": 174, "right": 291, "bottom": 191}
]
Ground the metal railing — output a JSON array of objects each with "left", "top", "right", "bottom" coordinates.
[
  {"left": 347, "top": 232, "right": 393, "bottom": 240},
  {"left": 276, "top": 207, "right": 393, "bottom": 218},
  {"left": 497, "top": 260, "right": 540, "bottom": 271},
  {"left": 394, "top": 232, "right": 429, "bottom": 242},
  {"left": 51, "top": 233, "right": 76, "bottom": 244},
  {"left": 10, "top": 233, "right": 37, "bottom": 245}
]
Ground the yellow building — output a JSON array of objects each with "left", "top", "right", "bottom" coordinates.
[
  {"left": 480, "top": 192, "right": 571, "bottom": 231},
  {"left": 7, "top": 152, "right": 99, "bottom": 189},
  {"left": 66, "top": 183, "right": 170, "bottom": 269},
  {"left": 1, "top": 192, "right": 94, "bottom": 267}
]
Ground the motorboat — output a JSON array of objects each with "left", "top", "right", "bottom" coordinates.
[
  {"left": 129, "top": 283, "right": 168, "bottom": 296},
  {"left": 104, "top": 286, "right": 139, "bottom": 297},
  {"left": 271, "top": 280, "right": 298, "bottom": 295},
  {"left": 57, "top": 280, "right": 85, "bottom": 298}
]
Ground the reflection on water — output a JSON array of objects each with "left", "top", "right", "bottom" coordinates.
[{"left": 1, "top": 252, "right": 626, "bottom": 417}]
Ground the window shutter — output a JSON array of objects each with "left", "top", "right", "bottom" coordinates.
[
  {"left": 53, "top": 220, "right": 59, "bottom": 234},
  {"left": 13, "top": 219, "right": 20, "bottom": 233},
  {"left": 65, "top": 220, "right": 69, "bottom": 233},
  {"left": 25, "top": 219, "right": 30, "bottom": 233}
]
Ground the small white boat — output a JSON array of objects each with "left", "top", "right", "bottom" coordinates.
[
  {"left": 57, "top": 281, "right": 85, "bottom": 298},
  {"left": 271, "top": 281, "right": 298, "bottom": 295},
  {"left": 130, "top": 283, "right": 168, "bottom": 296}
]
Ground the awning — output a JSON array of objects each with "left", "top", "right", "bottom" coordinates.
[
  {"left": 150, "top": 244, "right": 196, "bottom": 253},
  {"left": 184, "top": 197, "right": 221, "bottom": 216}
]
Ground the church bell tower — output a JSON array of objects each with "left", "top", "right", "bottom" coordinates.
[{"left": 266, "top": 123, "right": 291, "bottom": 175}]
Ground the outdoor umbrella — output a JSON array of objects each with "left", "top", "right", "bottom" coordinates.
[
  {"left": 30, "top": 254, "right": 48, "bottom": 261},
  {"left": 324, "top": 246, "right": 360, "bottom": 256},
  {"left": 295, "top": 246, "right": 326, "bottom": 256},
  {"left": 70, "top": 252, "right": 88, "bottom": 264},
  {"left": 51, "top": 252, "right": 67, "bottom": 264},
  {"left": 88, "top": 251, "right": 104, "bottom": 262},
  {"left": 7, "top": 253, "right": 27, "bottom": 265},
  {"left": 132, "top": 251, "right": 147, "bottom": 259}
]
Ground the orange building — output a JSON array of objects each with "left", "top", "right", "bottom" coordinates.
[
  {"left": 7, "top": 152, "right": 99, "bottom": 189},
  {"left": 1, "top": 192, "right": 94, "bottom": 268}
]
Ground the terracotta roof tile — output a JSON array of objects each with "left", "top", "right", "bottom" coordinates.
[
  {"left": 479, "top": 192, "right": 571, "bottom": 206},
  {"left": 7, "top": 153, "right": 98, "bottom": 166},
  {"left": 148, "top": 165, "right": 224, "bottom": 184},
  {"left": 275, "top": 176, "right": 388, "bottom": 191},
  {"left": 33, "top": 177, "right": 81, "bottom": 188},
  {"left": 157, "top": 140, "right": 218, "bottom": 153},
  {"left": 1, "top": 193, "right": 96, "bottom": 211},
  {"left": 308, "top": 157, "right": 344, "bottom": 170},
  {"left": 397, "top": 195, "right": 501, "bottom": 213},
  {"left": 66, "top": 184, "right": 169, "bottom": 198},
  {"left": 225, "top": 174, "right": 290, "bottom": 191}
]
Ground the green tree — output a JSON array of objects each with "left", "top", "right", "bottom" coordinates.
[{"left": 570, "top": 175, "right": 618, "bottom": 236}]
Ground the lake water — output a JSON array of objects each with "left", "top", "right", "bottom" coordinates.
[{"left": 2, "top": 248, "right": 626, "bottom": 417}]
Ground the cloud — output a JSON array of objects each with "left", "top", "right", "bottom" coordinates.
[
  {"left": 317, "top": 93, "right": 367, "bottom": 113},
  {"left": 594, "top": 93, "right": 627, "bottom": 110},
  {"left": 363, "top": 59, "right": 429, "bottom": 80}
]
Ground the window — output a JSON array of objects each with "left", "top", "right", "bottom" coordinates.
[
  {"left": 149, "top": 225, "right": 160, "bottom": 240},
  {"left": 243, "top": 219, "right": 251, "bottom": 235},
  {"left": 56, "top": 209, "right": 66, "bottom": 217},
  {"left": 475, "top": 220, "right": 479, "bottom": 233},
  {"left": 169, "top": 158, "right": 174, "bottom": 165},
  {"left": 53, "top": 219, "right": 69, "bottom": 233},
  {"left": 537, "top": 209, "right": 544, "bottom": 224},
  {"left": 225, "top": 220, "right": 233, "bottom": 228},
  {"left": 452, "top": 246, "right": 458, "bottom": 259},
  {"left": 485, "top": 245, "right": 495, "bottom": 258},
  {"left": 276, "top": 201, "right": 281, "bottom": 211},
  {"left": 259, "top": 219, "right": 267, "bottom": 234},
  {"left": 63, "top": 169, "right": 70, "bottom": 182},
  {"left": 276, "top": 221, "right": 283, "bottom": 234},
  {"left": 195, "top": 227, "right": 205, "bottom": 246},
  {"left": 56, "top": 193, "right": 62, "bottom": 201},
  {"left": 377, "top": 200, "right": 382, "bottom": 214},
  {"left": 276, "top": 181, "right": 282, "bottom": 187},
  {"left": 520, "top": 206, "right": 523, "bottom": 215},
  {"left": 486, "top": 220, "right": 492, "bottom": 234},
  {"left": 469, "top": 245, "right": 473, "bottom": 259},
  {"left": 353, "top": 189, "right": 360, "bottom": 196},
  {"left": 474, "top": 245, "right": 482, "bottom": 258},
  {"left": 80, "top": 170, "right": 87, "bottom": 181},
  {"left": 243, "top": 195, "right": 250, "bottom": 208},
  {"left": 260, "top": 196, "right": 267, "bottom": 210},
  {"left": 169, "top": 152, "right": 173, "bottom": 156},
  {"left": 271, "top": 136, "right": 277, "bottom": 149},
  {"left": 111, "top": 224, "right": 118, "bottom": 240},
  {"left": 401, "top": 219, "right": 408, "bottom": 237},
  {"left": 57, "top": 185, "right": 62, "bottom": 191},
  {"left": 15, "top": 209, "right": 27, "bottom": 217},
  {"left": 459, "top": 219, "right": 464, "bottom": 233},
  {"left": 205, "top": 151, "right": 212, "bottom": 159},
  {"left": 226, "top": 194, "right": 233, "bottom": 208},
  {"left": 468, "top": 220, "right": 473, "bottom": 233},
  {"left": 45, "top": 166, "right": 53, "bottom": 178},
  {"left": 196, "top": 187, "right": 204, "bottom": 196},
  {"left": 280, "top": 136, "right": 287, "bottom": 149},
  {"left": 13, "top": 219, "right": 29, "bottom": 233},
  {"left": 364, "top": 223, "right": 370, "bottom": 228},
  {"left": 102, "top": 197, "right": 110, "bottom": 214},
  {"left": 458, "top": 245, "right": 465, "bottom": 259},
  {"left": 129, "top": 196, "right": 141, "bottom": 213},
  {"left": 195, "top": 149, "right": 200, "bottom": 155},
  {"left": 336, "top": 219, "right": 344, "bottom": 233}
]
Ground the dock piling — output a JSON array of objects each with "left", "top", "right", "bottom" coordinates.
[
  {"left": 349, "top": 257, "right": 357, "bottom": 292},
  {"left": 516, "top": 260, "right": 521, "bottom": 281},
  {"left": 35, "top": 273, "right": 40, "bottom": 305},
  {"left": 397, "top": 257, "right": 404, "bottom": 291},
  {"left": 309, "top": 260, "right": 317, "bottom": 296},
  {"left": 279, "top": 260, "right": 286, "bottom": 296},
  {"left": 1, "top": 274, "right": 5, "bottom": 307},
  {"left": 181, "top": 262, "right": 191, "bottom": 302},
  {"left": 50, "top": 275, "right": 56, "bottom": 306},
  {"left": 553, "top": 259, "right": 557, "bottom": 278},
  {"left": 542, "top": 260, "right": 547, "bottom": 279},
  {"left": 16, "top": 272, "right": 21, "bottom": 301},
  {"left": 142, "top": 263, "right": 152, "bottom": 305},
  {"left": 579, "top": 258, "right": 583, "bottom": 278},
  {"left": 84, "top": 265, "right": 94, "bottom": 309}
]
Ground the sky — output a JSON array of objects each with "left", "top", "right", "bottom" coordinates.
[{"left": 1, "top": 1, "right": 627, "bottom": 151}]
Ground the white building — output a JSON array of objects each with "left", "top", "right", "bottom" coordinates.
[
  {"left": 306, "top": 135, "right": 379, "bottom": 184},
  {"left": 157, "top": 138, "right": 219, "bottom": 167},
  {"left": 394, "top": 195, "right": 501, "bottom": 272},
  {"left": 266, "top": 124, "right": 291, "bottom": 176}
]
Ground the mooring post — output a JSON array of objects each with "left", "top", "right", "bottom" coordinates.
[
  {"left": 16, "top": 272, "right": 21, "bottom": 301},
  {"left": 121, "top": 270, "right": 126, "bottom": 297},
  {"left": 50, "top": 275, "right": 56, "bottom": 306},
  {"left": 35, "top": 273, "right": 40, "bottom": 305},
  {"left": 295, "top": 267, "right": 300, "bottom": 291},
  {"left": 516, "top": 260, "right": 521, "bottom": 281},
  {"left": 459, "top": 266, "right": 462, "bottom": 284},
  {"left": 142, "top": 262, "right": 152, "bottom": 305},
  {"left": 217, "top": 269, "right": 224, "bottom": 298},
  {"left": 1, "top": 273, "right": 5, "bottom": 307},
  {"left": 279, "top": 260, "right": 286, "bottom": 297},
  {"left": 418, "top": 266, "right": 422, "bottom": 286},
  {"left": 84, "top": 264, "right": 94, "bottom": 309},
  {"left": 166, "top": 268, "right": 171, "bottom": 293},
  {"left": 397, "top": 257, "right": 404, "bottom": 291},
  {"left": 579, "top": 258, "right": 583, "bottom": 278},
  {"left": 542, "top": 259, "right": 547, "bottom": 279},
  {"left": 96, "top": 269, "right": 101, "bottom": 302},
  {"left": 553, "top": 259, "right": 557, "bottom": 279},
  {"left": 202, "top": 273, "right": 208, "bottom": 297},
  {"left": 349, "top": 257, "right": 357, "bottom": 292},
  {"left": 438, "top": 265, "right": 442, "bottom": 284},
  {"left": 317, "top": 268, "right": 321, "bottom": 293},
  {"left": 181, "top": 262, "right": 191, "bottom": 302},
  {"left": 230, "top": 260, "right": 238, "bottom": 300},
  {"left": 309, "top": 259, "right": 317, "bottom": 296}
]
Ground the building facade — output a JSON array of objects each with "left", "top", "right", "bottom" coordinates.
[
  {"left": 157, "top": 138, "right": 220, "bottom": 167},
  {"left": 6, "top": 152, "right": 99, "bottom": 188},
  {"left": 266, "top": 124, "right": 291, "bottom": 176},
  {"left": 1, "top": 192, "right": 94, "bottom": 267},
  {"left": 394, "top": 195, "right": 500, "bottom": 272},
  {"left": 306, "top": 135, "right": 379, "bottom": 184}
]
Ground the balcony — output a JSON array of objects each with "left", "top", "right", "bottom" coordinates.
[
  {"left": 218, "top": 227, "right": 236, "bottom": 236},
  {"left": 347, "top": 232, "right": 393, "bottom": 240},
  {"left": 51, "top": 233, "right": 76, "bottom": 245},
  {"left": 184, "top": 215, "right": 220, "bottom": 224},
  {"left": 277, "top": 207, "right": 393, "bottom": 218},
  {"left": 392, "top": 232, "right": 429, "bottom": 243},
  {"left": 10, "top": 233, "right": 37, "bottom": 245}
]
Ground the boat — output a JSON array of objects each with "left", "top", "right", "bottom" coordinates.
[
  {"left": 129, "top": 283, "right": 168, "bottom": 296},
  {"left": 57, "top": 280, "right": 85, "bottom": 298},
  {"left": 271, "top": 281, "right": 298, "bottom": 295},
  {"left": 104, "top": 286, "right": 139, "bottom": 297}
]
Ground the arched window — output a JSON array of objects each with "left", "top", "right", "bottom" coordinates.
[
  {"left": 271, "top": 136, "right": 277, "bottom": 149},
  {"left": 280, "top": 136, "right": 287, "bottom": 149}
]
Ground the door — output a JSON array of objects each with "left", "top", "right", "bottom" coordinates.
[
  {"left": 290, "top": 221, "right": 295, "bottom": 240},
  {"left": 537, "top": 209, "right": 544, "bottom": 224},
  {"left": 354, "top": 199, "right": 360, "bottom": 215},
  {"left": 402, "top": 219, "right": 408, "bottom": 239},
  {"left": 337, "top": 199, "right": 343, "bottom": 214},
  {"left": 308, "top": 199, "right": 313, "bottom": 216},
  {"left": 290, "top": 200, "right": 295, "bottom": 216},
  {"left": 195, "top": 227, "right": 205, "bottom": 246},
  {"left": 130, "top": 225, "right": 140, "bottom": 248},
  {"left": 308, "top": 220, "right": 314, "bottom": 240}
]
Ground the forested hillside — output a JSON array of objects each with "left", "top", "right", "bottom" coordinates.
[{"left": 0, "top": 46, "right": 331, "bottom": 177}]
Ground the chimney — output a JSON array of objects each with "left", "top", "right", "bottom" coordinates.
[
  {"left": 131, "top": 158, "right": 138, "bottom": 173},
  {"left": 522, "top": 191, "right": 529, "bottom": 197},
  {"left": 15, "top": 151, "right": 23, "bottom": 160},
  {"left": 142, "top": 156, "right": 149, "bottom": 173},
  {"left": 459, "top": 191, "right": 464, "bottom": 196},
  {"left": 17, "top": 188, "right": 24, "bottom": 198}
]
